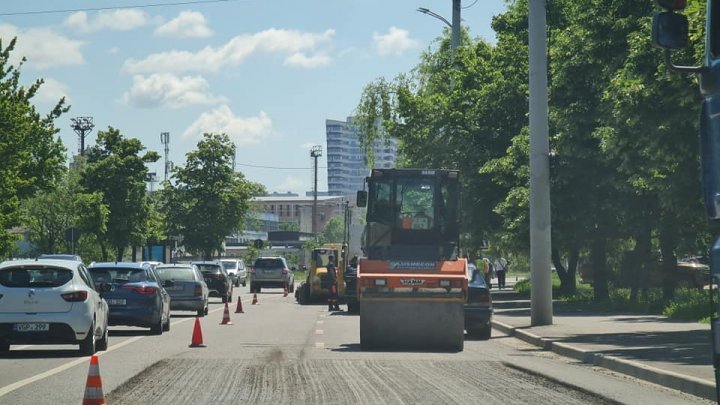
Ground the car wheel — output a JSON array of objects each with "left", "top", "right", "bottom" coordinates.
[
  {"left": 288, "top": 282, "right": 295, "bottom": 293},
  {"left": 221, "top": 294, "right": 228, "bottom": 303},
  {"left": 163, "top": 315, "right": 171, "bottom": 332},
  {"left": 204, "top": 303, "right": 209, "bottom": 316},
  {"left": 242, "top": 280, "right": 246, "bottom": 287},
  {"left": 96, "top": 324, "right": 109, "bottom": 351},
  {"left": 197, "top": 308, "right": 205, "bottom": 317},
  {"left": 150, "top": 317, "right": 163, "bottom": 335},
  {"left": 79, "top": 324, "right": 97, "bottom": 356},
  {"left": 480, "top": 325, "right": 492, "bottom": 340}
]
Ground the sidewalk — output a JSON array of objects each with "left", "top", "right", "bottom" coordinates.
[{"left": 491, "top": 278, "right": 717, "bottom": 401}]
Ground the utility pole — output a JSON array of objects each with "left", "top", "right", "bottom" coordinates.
[
  {"left": 310, "top": 145, "right": 323, "bottom": 235},
  {"left": 71, "top": 117, "right": 94, "bottom": 156},
  {"left": 160, "top": 132, "right": 170, "bottom": 182},
  {"left": 451, "top": 0, "right": 461, "bottom": 52},
  {"left": 529, "top": 0, "right": 553, "bottom": 326}
]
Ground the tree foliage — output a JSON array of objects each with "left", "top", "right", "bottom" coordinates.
[
  {"left": 354, "top": 0, "right": 712, "bottom": 300},
  {"left": 82, "top": 127, "right": 159, "bottom": 261},
  {"left": 163, "top": 133, "right": 257, "bottom": 260},
  {"left": 0, "top": 38, "right": 67, "bottom": 257}
]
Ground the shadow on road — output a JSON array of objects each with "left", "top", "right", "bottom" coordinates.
[
  {"left": 109, "top": 329, "right": 153, "bottom": 337},
  {"left": 0, "top": 348, "right": 82, "bottom": 359}
]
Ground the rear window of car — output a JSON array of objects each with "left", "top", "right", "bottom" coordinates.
[
  {"left": 196, "top": 264, "right": 221, "bottom": 273},
  {"left": 89, "top": 267, "right": 148, "bottom": 284},
  {"left": 0, "top": 267, "right": 73, "bottom": 288},
  {"left": 155, "top": 267, "right": 195, "bottom": 281},
  {"left": 221, "top": 261, "right": 237, "bottom": 271},
  {"left": 254, "top": 258, "right": 284, "bottom": 268}
]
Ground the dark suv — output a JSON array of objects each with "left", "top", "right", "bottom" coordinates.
[
  {"left": 250, "top": 256, "right": 294, "bottom": 293},
  {"left": 191, "top": 261, "right": 233, "bottom": 303}
]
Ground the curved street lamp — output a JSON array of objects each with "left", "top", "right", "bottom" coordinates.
[{"left": 417, "top": 7, "right": 451, "bottom": 28}]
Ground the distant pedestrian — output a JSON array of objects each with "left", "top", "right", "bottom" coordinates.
[
  {"left": 482, "top": 258, "right": 494, "bottom": 289},
  {"left": 327, "top": 255, "right": 341, "bottom": 312},
  {"left": 495, "top": 257, "right": 509, "bottom": 289}
]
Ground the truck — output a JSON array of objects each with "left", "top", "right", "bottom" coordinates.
[{"left": 356, "top": 168, "right": 467, "bottom": 351}]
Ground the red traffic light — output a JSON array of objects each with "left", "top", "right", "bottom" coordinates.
[{"left": 656, "top": 0, "right": 687, "bottom": 10}]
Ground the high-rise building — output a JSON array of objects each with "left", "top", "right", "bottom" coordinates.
[{"left": 326, "top": 117, "right": 397, "bottom": 196}]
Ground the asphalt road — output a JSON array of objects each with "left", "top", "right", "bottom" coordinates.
[{"left": 0, "top": 284, "right": 712, "bottom": 404}]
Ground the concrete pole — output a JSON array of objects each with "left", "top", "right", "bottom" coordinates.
[
  {"left": 451, "top": 0, "right": 461, "bottom": 52},
  {"left": 529, "top": 0, "right": 553, "bottom": 325}
]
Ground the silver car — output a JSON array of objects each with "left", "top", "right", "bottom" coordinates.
[
  {"left": 154, "top": 264, "right": 209, "bottom": 317},
  {"left": 0, "top": 259, "right": 109, "bottom": 355},
  {"left": 220, "top": 258, "right": 247, "bottom": 287},
  {"left": 250, "top": 256, "right": 294, "bottom": 293}
]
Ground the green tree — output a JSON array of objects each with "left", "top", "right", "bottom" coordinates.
[
  {"left": 321, "top": 215, "right": 345, "bottom": 243},
  {"left": 164, "top": 133, "right": 256, "bottom": 259},
  {"left": 279, "top": 221, "right": 300, "bottom": 231},
  {"left": 0, "top": 38, "right": 67, "bottom": 257},
  {"left": 82, "top": 127, "right": 159, "bottom": 260}
]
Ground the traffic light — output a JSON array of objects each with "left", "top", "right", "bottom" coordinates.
[{"left": 652, "top": 0, "right": 688, "bottom": 50}]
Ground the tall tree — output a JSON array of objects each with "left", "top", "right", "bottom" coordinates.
[
  {"left": 164, "top": 133, "right": 257, "bottom": 259},
  {"left": 0, "top": 38, "right": 67, "bottom": 257},
  {"left": 82, "top": 127, "right": 159, "bottom": 261}
]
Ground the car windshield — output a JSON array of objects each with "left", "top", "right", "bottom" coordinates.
[
  {"left": 155, "top": 267, "right": 195, "bottom": 281},
  {"left": 0, "top": 267, "right": 73, "bottom": 288},
  {"left": 89, "top": 267, "right": 147, "bottom": 284}
]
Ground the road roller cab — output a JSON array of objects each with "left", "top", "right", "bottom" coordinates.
[{"left": 356, "top": 168, "right": 467, "bottom": 351}]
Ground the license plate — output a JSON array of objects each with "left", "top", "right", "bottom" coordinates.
[
  {"left": 107, "top": 298, "right": 126, "bottom": 305},
  {"left": 13, "top": 323, "right": 50, "bottom": 332},
  {"left": 165, "top": 286, "right": 183, "bottom": 291},
  {"left": 263, "top": 270, "right": 276, "bottom": 274}
]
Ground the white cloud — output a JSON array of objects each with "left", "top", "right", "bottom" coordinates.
[
  {"left": 183, "top": 105, "right": 272, "bottom": 145},
  {"left": 35, "top": 78, "right": 71, "bottom": 104},
  {"left": 284, "top": 52, "right": 332, "bottom": 68},
  {"left": 373, "top": 27, "right": 418, "bottom": 56},
  {"left": 124, "top": 28, "right": 335, "bottom": 74},
  {"left": 64, "top": 10, "right": 151, "bottom": 33},
  {"left": 122, "top": 73, "right": 226, "bottom": 109},
  {"left": 108, "top": 47, "right": 119, "bottom": 54},
  {"left": 0, "top": 24, "right": 84, "bottom": 69},
  {"left": 155, "top": 11, "right": 213, "bottom": 38},
  {"left": 275, "top": 176, "right": 305, "bottom": 192}
]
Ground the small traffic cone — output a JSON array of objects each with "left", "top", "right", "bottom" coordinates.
[
  {"left": 189, "top": 316, "right": 206, "bottom": 348},
  {"left": 283, "top": 283, "right": 288, "bottom": 297},
  {"left": 235, "top": 296, "right": 244, "bottom": 313},
  {"left": 82, "top": 355, "right": 106, "bottom": 405},
  {"left": 252, "top": 293, "right": 258, "bottom": 305},
  {"left": 220, "top": 302, "right": 232, "bottom": 325}
]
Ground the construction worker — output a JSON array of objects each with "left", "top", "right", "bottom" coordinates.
[{"left": 327, "top": 255, "right": 341, "bottom": 311}]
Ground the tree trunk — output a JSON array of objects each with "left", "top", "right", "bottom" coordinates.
[
  {"left": 591, "top": 237, "right": 609, "bottom": 301},
  {"left": 553, "top": 247, "right": 577, "bottom": 295},
  {"left": 115, "top": 246, "right": 124, "bottom": 262},
  {"left": 627, "top": 226, "right": 651, "bottom": 303},
  {"left": 99, "top": 240, "right": 108, "bottom": 262},
  {"left": 659, "top": 225, "right": 678, "bottom": 301}
]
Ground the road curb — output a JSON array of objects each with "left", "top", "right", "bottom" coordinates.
[{"left": 491, "top": 320, "right": 717, "bottom": 401}]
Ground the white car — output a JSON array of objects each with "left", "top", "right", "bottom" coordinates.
[
  {"left": 0, "top": 259, "right": 109, "bottom": 356},
  {"left": 220, "top": 258, "right": 247, "bottom": 287}
]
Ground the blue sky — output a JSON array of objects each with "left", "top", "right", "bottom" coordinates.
[{"left": 3, "top": 0, "right": 508, "bottom": 194}]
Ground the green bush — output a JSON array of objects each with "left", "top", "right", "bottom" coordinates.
[{"left": 662, "top": 288, "right": 713, "bottom": 321}]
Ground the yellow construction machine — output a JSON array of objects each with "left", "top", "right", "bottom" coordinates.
[{"left": 296, "top": 243, "right": 347, "bottom": 304}]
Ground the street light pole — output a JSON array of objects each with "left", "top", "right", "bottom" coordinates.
[
  {"left": 451, "top": 0, "right": 461, "bottom": 52},
  {"left": 529, "top": 0, "right": 553, "bottom": 326}
]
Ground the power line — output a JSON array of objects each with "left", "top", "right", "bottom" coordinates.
[
  {"left": 0, "top": 0, "right": 244, "bottom": 17},
  {"left": 462, "top": 0, "right": 479, "bottom": 9}
]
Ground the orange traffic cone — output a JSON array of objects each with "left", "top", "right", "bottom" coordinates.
[
  {"left": 189, "top": 316, "right": 206, "bottom": 348},
  {"left": 220, "top": 302, "right": 232, "bottom": 325},
  {"left": 235, "top": 296, "right": 244, "bottom": 313},
  {"left": 82, "top": 355, "right": 106, "bottom": 405},
  {"left": 252, "top": 293, "right": 258, "bottom": 305},
  {"left": 283, "top": 283, "right": 288, "bottom": 297}
]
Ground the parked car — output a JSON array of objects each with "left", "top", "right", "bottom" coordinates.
[
  {"left": 154, "top": 264, "right": 209, "bottom": 317},
  {"left": 192, "top": 261, "right": 233, "bottom": 303},
  {"left": 220, "top": 258, "right": 247, "bottom": 287},
  {"left": 38, "top": 253, "right": 83, "bottom": 262},
  {"left": 88, "top": 262, "right": 171, "bottom": 335},
  {"left": 250, "top": 256, "right": 294, "bottom": 293},
  {"left": 0, "top": 259, "right": 109, "bottom": 355},
  {"left": 464, "top": 264, "right": 493, "bottom": 340}
]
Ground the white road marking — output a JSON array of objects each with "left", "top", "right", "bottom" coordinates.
[
  {"left": 315, "top": 330, "right": 324, "bottom": 335},
  {"left": 316, "top": 320, "right": 324, "bottom": 325},
  {"left": 315, "top": 342, "right": 325, "bottom": 349},
  {"left": 0, "top": 300, "right": 234, "bottom": 398}
]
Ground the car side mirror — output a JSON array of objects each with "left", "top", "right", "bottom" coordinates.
[
  {"left": 163, "top": 279, "right": 175, "bottom": 287},
  {"left": 652, "top": 11, "right": 689, "bottom": 50},
  {"left": 356, "top": 190, "right": 367, "bottom": 207}
]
